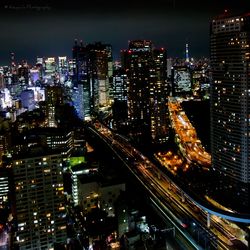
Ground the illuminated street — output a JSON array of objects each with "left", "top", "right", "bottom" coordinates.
[{"left": 168, "top": 97, "right": 211, "bottom": 168}]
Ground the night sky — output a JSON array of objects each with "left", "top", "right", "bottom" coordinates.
[{"left": 0, "top": 0, "right": 249, "bottom": 65}]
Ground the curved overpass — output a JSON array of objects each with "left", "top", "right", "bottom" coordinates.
[
  {"left": 183, "top": 187, "right": 250, "bottom": 224},
  {"left": 87, "top": 122, "right": 250, "bottom": 225},
  {"left": 86, "top": 121, "right": 250, "bottom": 250}
]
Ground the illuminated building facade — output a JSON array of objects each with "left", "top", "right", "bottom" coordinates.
[
  {"left": 17, "top": 61, "right": 29, "bottom": 86},
  {"left": 151, "top": 48, "right": 169, "bottom": 142},
  {"left": 13, "top": 153, "right": 67, "bottom": 250},
  {"left": 113, "top": 68, "right": 127, "bottom": 102},
  {"left": 122, "top": 40, "right": 168, "bottom": 143},
  {"left": 10, "top": 52, "right": 18, "bottom": 84},
  {"left": 68, "top": 59, "right": 76, "bottom": 79},
  {"left": 45, "top": 86, "right": 64, "bottom": 127},
  {"left": 0, "top": 169, "right": 9, "bottom": 209},
  {"left": 72, "top": 41, "right": 113, "bottom": 119},
  {"left": 22, "top": 128, "right": 74, "bottom": 157},
  {"left": 44, "top": 57, "right": 56, "bottom": 82},
  {"left": 58, "top": 57, "right": 67, "bottom": 75},
  {"left": 29, "top": 67, "right": 40, "bottom": 85},
  {"left": 171, "top": 66, "right": 192, "bottom": 96},
  {"left": 20, "top": 89, "right": 35, "bottom": 111},
  {"left": 72, "top": 40, "right": 90, "bottom": 120},
  {"left": 77, "top": 178, "right": 125, "bottom": 217},
  {"left": 210, "top": 12, "right": 250, "bottom": 208},
  {"left": 86, "top": 42, "right": 113, "bottom": 112},
  {"left": 0, "top": 135, "right": 8, "bottom": 164},
  {"left": 112, "top": 68, "right": 128, "bottom": 121}
]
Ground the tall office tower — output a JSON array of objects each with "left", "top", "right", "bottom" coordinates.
[
  {"left": 107, "top": 47, "right": 114, "bottom": 104},
  {"left": 72, "top": 39, "right": 86, "bottom": 84},
  {"left": 72, "top": 40, "right": 90, "bottom": 120},
  {"left": 86, "top": 42, "right": 113, "bottom": 112},
  {"left": 68, "top": 59, "right": 75, "bottom": 79},
  {"left": 112, "top": 68, "right": 128, "bottom": 121},
  {"left": 58, "top": 56, "right": 68, "bottom": 83},
  {"left": 45, "top": 86, "right": 64, "bottom": 127},
  {"left": 13, "top": 152, "right": 67, "bottom": 249},
  {"left": 151, "top": 48, "right": 169, "bottom": 142},
  {"left": 10, "top": 52, "right": 18, "bottom": 84},
  {"left": 121, "top": 40, "right": 168, "bottom": 143},
  {"left": 58, "top": 57, "right": 67, "bottom": 75},
  {"left": 210, "top": 12, "right": 250, "bottom": 209},
  {"left": 36, "top": 58, "right": 44, "bottom": 80},
  {"left": 44, "top": 57, "right": 56, "bottom": 82},
  {"left": 72, "top": 40, "right": 113, "bottom": 118},
  {"left": 17, "top": 61, "right": 29, "bottom": 86},
  {"left": 113, "top": 68, "right": 127, "bottom": 102}
]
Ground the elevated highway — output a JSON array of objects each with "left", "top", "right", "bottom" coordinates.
[{"left": 85, "top": 122, "right": 250, "bottom": 249}]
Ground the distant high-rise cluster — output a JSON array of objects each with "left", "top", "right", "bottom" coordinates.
[
  {"left": 210, "top": 12, "right": 250, "bottom": 208},
  {"left": 0, "top": 37, "right": 212, "bottom": 249},
  {"left": 0, "top": 39, "right": 210, "bottom": 137}
]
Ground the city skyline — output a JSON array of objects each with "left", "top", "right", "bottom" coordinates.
[
  {"left": 1, "top": 2, "right": 250, "bottom": 249},
  {"left": 0, "top": 0, "right": 249, "bottom": 64}
]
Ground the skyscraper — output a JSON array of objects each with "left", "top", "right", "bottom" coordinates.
[
  {"left": 210, "top": 12, "right": 250, "bottom": 209},
  {"left": 45, "top": 86, "right": 64, "bottom": 127},
  {"left": 122, "top": 40, "right": 168, "bottom": 143},
  {"left": 112, "top": 67, "right": 128, "bottom": 122},
  {"left": 72, "top": 40, "right": 91, "bottom": 120},
  {"left": 44, "top": 57, "right": 56, "bottom": 82},
  {"left": 72, "top": 40, "right": 112, "bottom": 119},
  {"left": 86, "top": 42, "right": 113, "bottom": 113},
  {"left": 13, "top": 152, "right": 67, "bottom": 249},
  {"left": 151, "top": 48, "right": 169, "bottom": 142},
  {"left": 58, "top": 56, "right": 68, "bottom": 83}
]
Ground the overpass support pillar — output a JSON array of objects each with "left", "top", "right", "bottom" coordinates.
[{"left": 207, "top": 213, "right": 211, "bottom": 228}]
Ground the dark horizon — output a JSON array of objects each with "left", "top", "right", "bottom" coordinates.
[{"left": 0, "top": 0, "right": 249, "bottom": 65}]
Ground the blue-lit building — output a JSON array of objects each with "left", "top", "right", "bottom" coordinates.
[
  {"left": 20, "top": 89, "right": 35, "bottom": 111},
  {"left": 72, "top": 40, "right": 113, "bottom": 120},
  {"left": 72, "top": 40, "right": 91, "bottom": 120}
]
